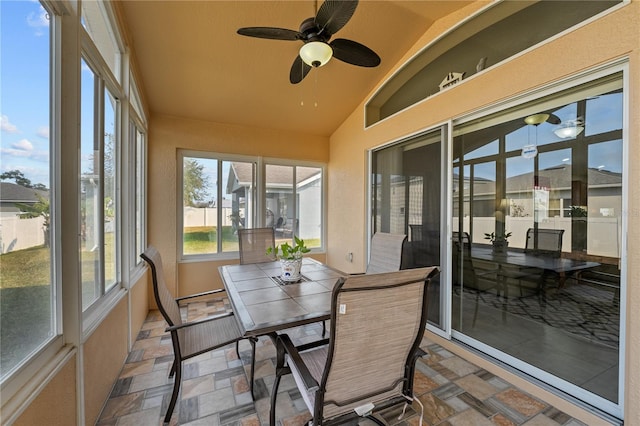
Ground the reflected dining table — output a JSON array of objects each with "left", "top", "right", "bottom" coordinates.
[
  {"left": 218, "top": 258, "right": 344, "bottom": 397},
  {"left": 470, "top": 246, "right": 600, "bottom": 299}
]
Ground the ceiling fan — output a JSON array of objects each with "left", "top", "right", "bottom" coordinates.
[{"left": 237, "top": 0, "right": 381, "bottom": 84}]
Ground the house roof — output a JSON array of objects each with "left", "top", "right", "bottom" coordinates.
[
  {"left": 0, "top": 182, "right": 49, "bottom": 203},
  {"left": 451, "top": 165, "right": 622, "bottom": 197},
  {"left": 116, "top": 1, "right": 473, "bottom": 137},
  {"left": 231, "top": 162, "right": 320, "bottom": 188}
]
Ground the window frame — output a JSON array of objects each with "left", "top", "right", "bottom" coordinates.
[
  {"left": 0, "top": 0, "right": 66, "bottom": 414},
  {"left": 263, "top": 158, "right": 327, "bottom": 252},
  {"left": 79, "top": 20, "right": 126, "bottom": 327},
  {"left": 178, "top": 151, "right": 327, "bottom": 261}
]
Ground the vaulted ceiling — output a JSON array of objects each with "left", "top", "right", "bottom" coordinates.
[{"left": 117, "top": 1, "right": 472, "bottom": 136}]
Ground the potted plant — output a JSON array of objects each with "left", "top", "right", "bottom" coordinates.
[
  {"left": 267, "top": 236, "right": 310, "bottom": 282},
  {"left": 484, "top": 231, "right": 512, "bottom": 254}
]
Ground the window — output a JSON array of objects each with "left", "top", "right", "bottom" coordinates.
[
  {"left": 180, "top": 152, "right": 256, "bottom": 257},
  {"left": 0, "top": 0, "right": 57, "bottom": 381},
  {"left": 266, "top": 164, "right": 323, "bottom": 248},
  {"left": 80, "top": 56, "right": 120, "bottom": 311},
  {"left": 133, "top": 122, "right": 145, "bottom": 266},
  {"left": 81, "top": 1, "right": 122, "bottom": 83},
  {"left": 179, "top": 153, "right": 325, "bottom": 258}
]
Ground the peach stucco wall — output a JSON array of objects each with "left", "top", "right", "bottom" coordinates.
[
  {"left": 327, "top": 1, "right": 639, "bottom": 423},
  {"left": 83, "top": 297, "right": 129, "bottom": 424},
  {"left": 13, "top": 354, "right": 77, "bottom": 426},
  {"left": 148, "top": 115, "right": 330, "bottom": 299}
]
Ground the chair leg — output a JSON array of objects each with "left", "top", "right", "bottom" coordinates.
[
  {"left": 169, "top": 358, "right": 177, "bottom": 378},
  {"left": 165, "top": 360, "right": 181, "bottom": 424},
  {"left": 235, "top": 340, "right": 240, "bottom": 359},
  {"left": 269, "top": 372, "right": 282, "bottom": 426},
  {"left": 249, "top": 337, "right": 257, "bottom": 400},
  {"left": 322, "top": 320, "right": 327, "bottom": 338},
  {"left": 270, "top": 336, "right": 288, "bottom": 426}
]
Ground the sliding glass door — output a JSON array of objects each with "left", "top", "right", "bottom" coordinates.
[
  {"left": 371, "top": 127, "right": 446, "bottom": 329},
  {"left": 452, "top": 71, "right": 624, "bottom": 414}
]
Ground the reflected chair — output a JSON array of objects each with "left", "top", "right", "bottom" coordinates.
[
  {"left": 269, "top": 267, "right": 439, "bottom": 426},
  {"left": 525, "top": 228, "right": 564, "bottom": 257},
  {"left": 238, "top": 227, "right": 277, "bottom": 264},
  {"left": 140, "top": 246, "right": 255, "bottom": 424},
  {"left": 518, "top": 228, "right": 565, "bottom": 294},
  {"left": 366, "top": 232, "right": 408, "bottom": 274},
  {"left": 452, "top": 232, "right": 500, "bottom": 325}
]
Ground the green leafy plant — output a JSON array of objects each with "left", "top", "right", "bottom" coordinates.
[
  {"left": 267, "top": 236, "right": 310, "bottom": 260},
  {"left": 484, "top": 231, "right": 512, "bottom": 243}
]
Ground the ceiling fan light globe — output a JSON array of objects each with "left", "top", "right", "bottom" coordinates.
[
  {"left": 300, "top": 41, "right": 332, "bottom": 67},
  {"left": 554, "top": 125, "right": 584, "bottom": 138},
  {"left": 524, "top": 113, "right": 550, "bottom": 125}
]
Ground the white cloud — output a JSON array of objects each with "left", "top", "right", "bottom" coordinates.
[
  {"left": 0, "top": 139, "right": 48, "bottom": 162},
  {"left": 37, "top": 126, "right": 49, "bottom": 139},
  {"left": 13, "top": 139, "right": 34, "bottom": 151},
  {"left": 27, "top": 5, "right": 50, "bottom": 36},
  {"left": 1, "top": 115, "right": 19, "bottom": 133}
]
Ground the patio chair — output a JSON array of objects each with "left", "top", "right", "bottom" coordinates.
[
  {"left": 270, "top": 266, "right": 439, "bottom": 426},
  {"left": 240, "top": 226, "right": 329, "bottom": 338},
  {"left": 140, "top": 246, "right": 255, "bottom": 424},
  {"left": 238, "top": 227, "right": 277, "bottom": 264},
  {"left": 366, "top": 232, "right": 408, "bottom": 274}
]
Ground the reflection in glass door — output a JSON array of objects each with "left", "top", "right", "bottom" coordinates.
[
  {"left": 451, "top": 72, "right": 624, "bottom": 416},
  {"left": 371, "top": 127, "right": 446, "bottom": 329}
]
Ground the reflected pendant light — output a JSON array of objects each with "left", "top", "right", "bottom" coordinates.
[{"left": 522, "top": 113, "right": 549, "bottom": 159}]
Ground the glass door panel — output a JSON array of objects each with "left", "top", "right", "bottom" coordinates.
[
  {"left": 451, "top": 73, "right": 624, "bottom": 412},
  {"left": 372, "top": 127, "right": 445, "bottom": 329}
]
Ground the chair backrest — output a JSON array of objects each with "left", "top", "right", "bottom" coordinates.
[
  {"left": 409, "top": 224, "right": 423, "bottom": 242},
  {"left": 238, "top": 227, "right": 276, "bottom": 264},
  {"left": 451, "top": 231, "right": 477, "bottom": 287},
  {"left": 140, "top": 246, "right": 183, "bottom": 329},
  {"left": 525, "top": 228, "right": 564, "bottom": 257},
  {"left": 366, "top": 232, "right": 407, "bottom": 274},
  {"left": 319, "top": 266, "right": 438, "bottom": 419}
]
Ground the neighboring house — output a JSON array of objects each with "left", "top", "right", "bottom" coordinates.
[
  {"left": 0, "top": 182, "right": 49, "bottom": 253},
  {"left": 0, "top": 182, "right": 49, "bottom": 217},
  {"left": 228, "top": 162, "right": 321, "bottom": 239}
]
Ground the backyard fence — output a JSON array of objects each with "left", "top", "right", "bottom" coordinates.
[{"left": 0, "top": 215, "right": 46, "bottom": 254}]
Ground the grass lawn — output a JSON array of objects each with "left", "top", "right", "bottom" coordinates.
[
  {"left": 0, "top": 229, "right": 319, "bottom": 375},
  {"left": 1, "top": 246, "right": 53, "bottom": 376},
  {"left": 183, "top": 226, "right": 241, "bottom": 254}
]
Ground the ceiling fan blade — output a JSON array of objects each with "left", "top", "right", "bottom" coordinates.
[
  {"left": 290, "top": 56, "right": 312, "bottom": 84},
  {"left": 237, "top": 27, "right": 300, "bottom": 41},
  {"left": 330, "top": 38, "right": 380, "bottom": 67},
  {"left": 315, "top": 0, "right": 358, "bottom": 36},
  {"left": 547, "top": 113, "right": 562, "bottom": 125}
]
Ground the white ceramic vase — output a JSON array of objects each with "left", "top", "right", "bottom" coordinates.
[{"left": 280, "top": 258, "right": 302, "bottom": 282}]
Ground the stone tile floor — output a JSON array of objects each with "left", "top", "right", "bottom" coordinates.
[{"left": 97, "top": 298, "right": 588, "bottom": 426}]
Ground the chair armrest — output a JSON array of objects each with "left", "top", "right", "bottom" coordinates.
[
  {"left": 277, "top": 334, "right": 321, "bottom": 391},
  {"left": 166, "top": 311, "right": 234, "bottom": 332},
  {"left": 176, "top": 288, "right": 226, "bottom": 303}
]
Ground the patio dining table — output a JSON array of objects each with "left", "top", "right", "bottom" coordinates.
[{"left": 219, "top": 257, "right": 344, "bottom": 338}]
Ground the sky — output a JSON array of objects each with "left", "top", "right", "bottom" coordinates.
[{"left": 1, "top": 0, "right": 51, "bottom": 187}]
